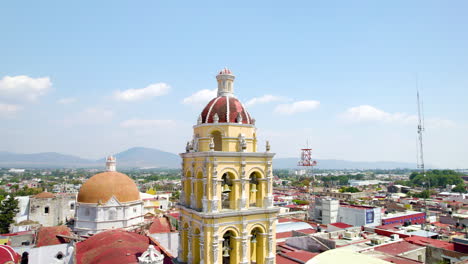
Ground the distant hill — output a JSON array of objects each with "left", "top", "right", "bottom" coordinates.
[
  {"left": 273, "top": 157, "right": 417, "bottom": 170},
  {"left": 0, "top": 151, "right": 96, "bottom": 168},
  {"left": 0, "top": 148, "right": 418, "bottom": 170},
  {"left": 97, "top": 147, "right": 180, "bottom": 169}
]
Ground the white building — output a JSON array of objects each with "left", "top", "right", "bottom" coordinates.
[
  {"left": 74, "top": 156, "right": 144, "bottom": 235},
  {"left": 312, "top": 197, "right": 382, "bottom": 227}
]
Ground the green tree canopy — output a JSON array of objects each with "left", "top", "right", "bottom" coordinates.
[{"left": 0, "top": 196, "right": 19, "bottom": 234}]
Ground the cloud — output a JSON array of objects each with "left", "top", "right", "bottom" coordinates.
[
  {"left": 341, "top": 105, "right": 416, "bottom": 124},
  {"left": 57, "top": 97, "right": 76, "bottom": 105},
  {"left": 274, "top": 100, "right": 320, "bottom": 115},
  {"left": 114, "top": 83, "right": 170, "bottom": 101},
  {"left": 341, "top": 105, "right": 455, "bottom": 128},
  {"left": 64, "top": 107, "right": 114, "bottom": 126},
  {"left": 182, "top": 89, "right": 217, "bottom": 107},
  {"left": 0, "top": 103, "right": 22, "bottom": 117},
  {"left": 245, "top": 95, "right": 285, "bottom": 107},
  {"left": 0, "top": 75, "right": 52, "bottom": 102},
  {"left": 120, "top": 119, "right": 177, "bottom": 128}
]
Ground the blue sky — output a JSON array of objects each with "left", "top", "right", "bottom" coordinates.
[{"left": 0, "top": 1, "right": 467, "bottom": 168}]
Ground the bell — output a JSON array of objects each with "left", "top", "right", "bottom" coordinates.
[
  {"left": 251, "top": 235, "right": 257, "bottom": 243},
  {"left": 250, "top": 184, "right": 257, "bottom": 193},
  {"left": 222, "top": 184, "right": 231, "bottom": 193},
  {"left": 222, "top": 246, "right": 230, "bottom": 257}
]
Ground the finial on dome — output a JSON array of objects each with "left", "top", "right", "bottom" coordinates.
[
  {"left": 106, "top": 156, "right": 116, "bottom": 172},
  {"left": 216, "top": 67, "right": 235, "bottom": 97}
]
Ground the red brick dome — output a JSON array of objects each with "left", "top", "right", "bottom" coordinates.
[{"left": 200, "top": 96, "right": 253, "bottom": 125}]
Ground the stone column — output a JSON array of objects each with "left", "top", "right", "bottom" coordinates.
[
  {"left": 199, "top": 232, "right": 205, "bottom": 264},
  {"left": 212, "top": 233, "right": 219, "bottom": 264},
  {"left": 190, "top": 178, "right": 196, "bottom": 209},
  {"left": 177, "top": 228, "right": 184, "bottom": 262},
  {"left": 202, "top": 179, "right": 208, "bottom": 213},
  {"left": 187, "top": 230, "right": 193, "bottom": 264},
  {"left": 239, "top": 236, "right": 250, "bottom": 264},
  {"left": 211, "top": 178, "right": 219, "bottom": 212}
]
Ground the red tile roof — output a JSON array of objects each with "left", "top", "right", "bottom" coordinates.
[
  {"left": 276, "top": 231, "right": 293, "bottom": 239},
  {"left": 404, "top": 236, "right": 455, "bottom": 250},
  {"left": 35, "top": 226, "right": 72, "bottom": 248},
  {"left": 374, "top": 241, "right": 422, "bottom": 255},
  {"left": 76, "top": 229, "right": 156, "bottom": 264},
  {"left": 276, "top": 255, "right": 300, "bottom": 264},
  {"left": 329, "top": 222, "right": 353, "bottom": 229},
  {"left": 295, "top": 228, "right": 316, "bottom": 234},
  {"left": 149, "top": 217, "right": 172, "bottom": 234}
]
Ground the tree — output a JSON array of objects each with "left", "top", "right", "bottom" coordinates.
[
  {"left": 452, "top": 184, "right": 466, "bottom": 194},
  {"left": 0, "top": 196, "right": 19, "bottom": 233}
]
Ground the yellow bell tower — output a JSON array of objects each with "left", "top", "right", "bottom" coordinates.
[{"left": 178, "top": 68, "right": 279, "bottom": 264}]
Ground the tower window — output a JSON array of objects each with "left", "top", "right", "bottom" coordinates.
[
  {"left": 211, "top": 131, "right": 222, "bottom": 151},
  {"left": 44, "top": 206, "right": 49, "bottom": 214},
  {"left": 70, "top": 203, "right": 74, "bottom": 210}
]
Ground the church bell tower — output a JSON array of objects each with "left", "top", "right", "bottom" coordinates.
[{"left": 178, "top": 68, "right": 279, "bottom": 264}]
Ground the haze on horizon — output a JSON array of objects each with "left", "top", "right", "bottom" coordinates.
[{"left": 0, "top": 1, "right": 467, "bottom": 168}]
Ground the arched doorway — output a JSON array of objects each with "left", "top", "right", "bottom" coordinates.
[{"left": 211, "top": 131, "right": 222, "bottom": 151}]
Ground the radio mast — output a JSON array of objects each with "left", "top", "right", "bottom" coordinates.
[{"left": 416, "top": 80, "right": 429, "bottom": 227}]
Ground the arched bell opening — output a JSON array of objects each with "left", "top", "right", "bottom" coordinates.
[
  {"left": 221, "top": 173, "right": 235, "bottom": 210},
  {"left": 211, "top": 130, "right": 223, "bottom": 151},
  {"left": 222, "top": 230, "right": 236, "bottom": 264},
  {"left": 184, "top": 171, "right": 192, "bottom": 206},
  {"left": 248, "top": 172, "right": 263, "bottom": 208},
  {"left": 195, "top": 171, "right": 203, "bottom": 210},
  {"left": 192, "top": 228, "right": 201, "bottom": 264},
  {"left": 250, "top": 227, "right": 265, "bottom": 264}
]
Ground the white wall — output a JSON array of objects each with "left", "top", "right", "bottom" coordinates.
[{"left": 28, "top": 243, "right": 74, "bottom": 264}]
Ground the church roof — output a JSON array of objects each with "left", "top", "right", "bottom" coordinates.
[
  {"left": 77, "top": 171, "right": 140, "bottom": 204},
  {"left": 75, "top": 229, "right": 162, "bottom": 264},
  {"left": 200, "top": 96, "right": 253, "bottom": 125},
  {"left": 35, "top": 225, "right": 72, "bottom": 248}
]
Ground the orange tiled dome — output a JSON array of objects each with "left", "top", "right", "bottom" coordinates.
[{"left": 77, "top": 171, "right": 140, "bottom": 204}]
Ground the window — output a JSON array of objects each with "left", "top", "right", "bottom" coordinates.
[
  {"left": 85, "top": 208, "right": 90, "bottom": 216},
  {"left": 44, "top": 206, "right": 49, "bottom": 214},
  {"left": 70, "top": 203, "right": 74, "bottom": 210}
]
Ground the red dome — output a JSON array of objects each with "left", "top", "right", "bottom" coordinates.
[{"left": 200, "top": 96, "right": 253, "bottom": 124}]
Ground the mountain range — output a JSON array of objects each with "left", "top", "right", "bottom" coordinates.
[{"left": 0, "top": 147, "right": 418, "bottom": 170}]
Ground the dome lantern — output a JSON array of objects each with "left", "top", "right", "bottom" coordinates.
[
  {"left": 106, "top": 155, "right": 116, "bottom": 172},
  {"left": 216, "top": 68, "right": 235, "bottom": 97}
]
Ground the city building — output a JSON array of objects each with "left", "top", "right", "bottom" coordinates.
[
  {"left": 311, "top": 197, "right": 382, "bottom": 227},
  {"left": 28, "top": 192, "right": 76, "bottom": 227},
  {"left": 178, "top": 68, "right": 279, "bottom": 264},
  {"left": 74, "top": 156, "right": 144, "bottom": 235}
]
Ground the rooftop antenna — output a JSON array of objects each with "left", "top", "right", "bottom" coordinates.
[
  {"left": 298, "top": 141, "right": 317, "bottom": 190},
  {"left": 416, "top": 75, "right": 429, "bottom": 228}
]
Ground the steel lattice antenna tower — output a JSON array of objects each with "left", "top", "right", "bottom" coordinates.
[
  {"left": 416, "top": 79, "right": 429, "bottom": 228},
  {"left": 298, "top": 141, "right": 317, "bottom": 192}
]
